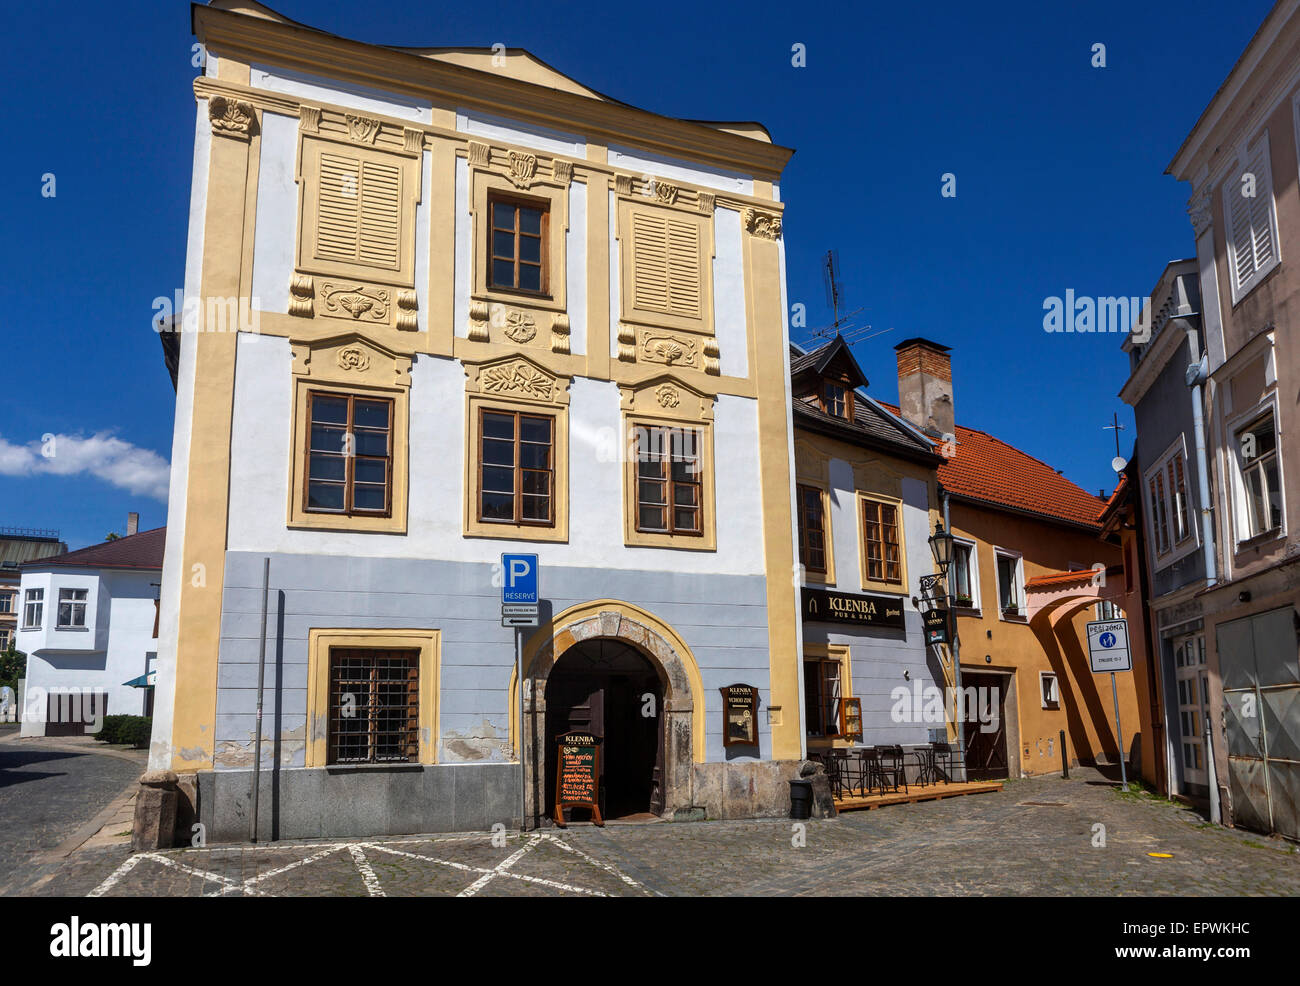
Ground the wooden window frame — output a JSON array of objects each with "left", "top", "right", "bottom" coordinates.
[
  {"left": 485, "top": 191, "right": 551, "bottom": 299},
  {"left": 803, "top": 646, "right": 853, "bottom": 742},
  {"left": 303, "top": 390, "right": 395, "bottom": 520},
  {"left": 797, "top": 483, "right": 830, "bottom": 577},
  {"left": 476, "top": 407, "right": 557, "bottom": 529},
  {"left": 633, "top": 424, "right": 704, "bottom": 538},
  {"left": 858, "top": 493, "right": 905, "bottom": 592},
  {"left": 820, "top": 378, "right": 854, "bottom": 421},
  {"left": 326, "top": 647, "right": 420, "bottom": 765}
]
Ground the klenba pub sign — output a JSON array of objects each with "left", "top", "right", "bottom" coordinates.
[{"left": 801, "top": 587, "right": 905, "bottom": 630}]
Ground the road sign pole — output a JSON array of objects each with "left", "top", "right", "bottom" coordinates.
[
  {"left": 517, "top": 624, "right": 527, "bottom": 834},
  {"left": 1110, "top": 671, "right": 1127, "bottom": 789}
]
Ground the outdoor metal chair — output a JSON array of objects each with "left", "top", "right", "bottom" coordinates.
[
  {"left": 931, "top": 741, "right": 965, "bottom": 784},
  {"left": 875, "top": 744, "right": 909, "bottom": 793}
]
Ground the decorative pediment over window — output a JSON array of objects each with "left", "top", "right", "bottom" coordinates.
[
  {"left": 464, "top": 354, "right": 571, "bottom": 406},
  {"left": 290, "top": 333, "right": 413, "bottom": 389},
  {"left": 618, "top": 374, "right": 715, "bottom": 424}
]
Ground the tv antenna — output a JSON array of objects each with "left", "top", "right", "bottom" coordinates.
[{"left": 807, "top": 250, "right": 884, "bottom": 346}]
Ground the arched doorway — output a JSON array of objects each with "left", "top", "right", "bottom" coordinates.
[{"left": 544, "top": 639, "right": 665, "bottom": 820}]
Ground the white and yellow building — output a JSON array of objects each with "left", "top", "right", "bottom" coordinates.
[{"left": 150, "top": 2, "right": 801, "bottom": 839}]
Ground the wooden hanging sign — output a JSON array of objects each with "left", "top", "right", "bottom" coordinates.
[
  {"left": 553, "top": 730, "right": 603, "bottom": 828},
  {"left": 721, "top": 684, "right": 760, "bottom": 747}
]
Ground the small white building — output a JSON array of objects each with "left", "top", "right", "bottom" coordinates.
[{"left": 17, "top": 527, "right": 164, "bottom": 737}]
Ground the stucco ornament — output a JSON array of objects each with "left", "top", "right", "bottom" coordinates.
[
  {"left": 654, "top": 384, "right": 681, "bottom": 408},
  {"left": 337, "top": 346, "right": 371, "bottom": 372},
  {"left": 322, "top": 283, "right": 389, "bottom": 322},
  {"left": 507, "top": 151, "right": 538, "bottom": 189},
  {"left": 481, "top": 360, "right": 554, "bottom": 401},
  {"left": 642, "top": 332, "right": 698, "bottom": 367},
  {"left": 504, "top": 310, "right": 538, "bottom": 343},
  {"left": 743, "top": 208, "right": 782, "bottom": 240},
  {"left": 346, "top": 114, "right": 382, "bottom": 144},
  {"left": 650, "top": 179, "right": 680, "bottom": 205},
  {"left": 208, "top": 96, "right": 256, "bottom": 140}
]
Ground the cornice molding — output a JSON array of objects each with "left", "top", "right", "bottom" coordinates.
[{"left": 194, "top": 5, "right": 794, "bottom": 180}]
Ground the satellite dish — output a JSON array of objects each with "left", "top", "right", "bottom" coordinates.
[{"left": 1111, "top": 456, "right": 1127, "bottom": 473}]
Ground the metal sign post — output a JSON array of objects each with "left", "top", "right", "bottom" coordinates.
[
  {"left": 501, "top": 554, "right": 540, "bottom": 833},
  {"left": 1087, "top": 619, "right": 1132, "bottom": 790}
]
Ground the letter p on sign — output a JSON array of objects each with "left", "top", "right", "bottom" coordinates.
[{"left": 501, "top": 553, "right": 539, "bottom": 604}]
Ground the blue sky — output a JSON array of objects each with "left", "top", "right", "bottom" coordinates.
[{"left": 0, "top": 0, "right": 1273, "bottom": 550}]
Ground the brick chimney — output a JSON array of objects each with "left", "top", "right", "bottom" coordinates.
[
  {"left": 127, "top": 512, "right": 139, "bottom": 536},
  {"left": 895, "top": 338, "right": 954, "bottom": 439}
]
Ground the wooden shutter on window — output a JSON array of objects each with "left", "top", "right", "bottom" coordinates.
[
  {"left": 1227, "top": 137, "right": 1276, "bottom": 291},
  {"left": 316, "top": 152, "right": 402, "bottom": 271},
  {"left": 632, "top": 211, "right": 701, "bottom": 319}
]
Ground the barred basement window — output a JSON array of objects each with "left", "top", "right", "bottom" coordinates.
[
  {"left": 327, "top": 648, "right": 419, "bottom": 764},
  {"left": 635, "top": 425, "right": 702, "bottom": 535}
]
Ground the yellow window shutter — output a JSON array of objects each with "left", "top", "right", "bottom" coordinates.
[
  {"left": 317, "top": 153, "right": 361, "bottom": 263},
  {"left": 359, "top": 160, "right": 402, "bottom": 270},
  {"left": 315, "top": 152, "right": 402, "bottom": 271},
  {"left": 633, "top": 211, "right": 701, "bottom": 319}
]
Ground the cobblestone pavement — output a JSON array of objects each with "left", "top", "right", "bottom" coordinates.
[
  {"left": 0, "top": 729, "right": 145, "bottom": 894},
  {"left": 18, "top": 771, "right": 1300, "bottom": 897}
]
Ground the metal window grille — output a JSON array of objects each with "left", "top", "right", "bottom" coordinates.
[{"left": 327, "top": 648, "right": 419, "bottom": 764}]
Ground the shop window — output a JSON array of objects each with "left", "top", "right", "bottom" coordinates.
[
  {"left": 22, "top": 588, "right": 43, "bottom": 629},
  {"left": 327, "top": 647, "right": 419, "bottom": 764},
  {"left": 57, "top": 588, "right": 88, "bottom": 629},
  {"left": 478, "top": 409, "right": 556, "bottom": 527},
  {"left": 797, "top": 483, "right": 828, "bottom": 576}
]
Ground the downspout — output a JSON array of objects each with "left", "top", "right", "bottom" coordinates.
[
  {"left": 942, "top": 487, "right": 966, "bottom": 765},
  {"left": 1184, "top": 324, "right": 1216, "bottom": 587}
]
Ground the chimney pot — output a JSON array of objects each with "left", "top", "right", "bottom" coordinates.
[{"left": 127, "top": 512, "right": 139, "bottom": 536}]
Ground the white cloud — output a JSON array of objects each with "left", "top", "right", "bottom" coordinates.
[{"left": 0, "top": 432, "right": 170, "bottom": 501}]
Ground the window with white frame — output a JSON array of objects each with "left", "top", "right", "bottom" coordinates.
[
  {"left": 1145, "top": 440, "right": 1196, "bottom": 562},
  {"left": 1223, "top": 132, "right": 1280, "bottom": 303},
  {"left": 995, "top": 550, "right": 1023, "bottom": 617},
  {"left": 0, "top": 590, "right": 13, "bottom": 615},
  {"left": 1235, "top": 409, "right": 1283, "bottom": 539},
  {"left": 22, "top": 588, "right": 43, "bottom": 629},
  {"left": 57, "top": 588, "right": 88, "bottom": 629},
  {"left": 949, "top": 539, "right": 977, "bottom": 608},
  {"left": 1040, "top": 672, "right": 1060, "bottom": 710}
]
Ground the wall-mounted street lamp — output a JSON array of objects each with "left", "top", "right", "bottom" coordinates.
[{"left": 919, "top": 522, "right": 955, "bottom": 608}]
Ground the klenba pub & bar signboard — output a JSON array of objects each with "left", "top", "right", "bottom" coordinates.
[
  {"left": 553, "top": 731, "right": 604, "bottom": 828},
  {"left": 801, "top": 587, "right": 905, "bottom": 630}
]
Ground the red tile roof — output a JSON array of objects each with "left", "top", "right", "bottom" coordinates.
[
  {"left": 25, "top": 527, "right": 165, "bottom": 571},
  {"left": 876, "top": 403, "right": 1108, "bottom": 530}
]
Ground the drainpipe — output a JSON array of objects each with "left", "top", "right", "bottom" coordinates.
[
  {"left": 250, "top": 557, "right": 270, "bottom": 843},
  {"left": 942, "top": 490, "right": 966, "bottom": 769},
  {"left": 1183, "top": 325, "right": 1216, "bottom": 587}
]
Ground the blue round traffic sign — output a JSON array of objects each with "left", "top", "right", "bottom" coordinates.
[{"left": 1099, "top": 632, "right": 1116, "bottom": 648}]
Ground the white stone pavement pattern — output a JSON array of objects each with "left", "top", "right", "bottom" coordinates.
[{"left": 13, "top": 771, "right": 1300, "bottom": 897}]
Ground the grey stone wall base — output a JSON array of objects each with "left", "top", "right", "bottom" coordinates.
[
  {"left": 197, "top": 763, "right": 522, "bottom": 844},
  {"left": 690, "top": 759, "right": 804, "bottom": 820}
]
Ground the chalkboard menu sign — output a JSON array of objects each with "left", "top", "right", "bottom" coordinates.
[
  {"left": 553, "top": 731, "right": 604, "bottom": 827},
  {"left": 721, "top": 684, "right": 760, "bottom": 747}
]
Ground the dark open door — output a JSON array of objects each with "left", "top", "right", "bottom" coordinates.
[{"left": 962, "top": 673, "right": 1009, "bottom": 780}]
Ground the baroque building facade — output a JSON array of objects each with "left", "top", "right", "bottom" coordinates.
[{"left": 150, "top": 1, "right": 801, "bottom": 840}]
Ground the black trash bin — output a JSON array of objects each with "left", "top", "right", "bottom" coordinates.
[{"left": 789, "top": 779, "right": 813, "bottom": 819}]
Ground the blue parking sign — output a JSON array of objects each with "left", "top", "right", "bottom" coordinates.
[{"left": 501, "top": 553, "right": 539, "bottom": 604}]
